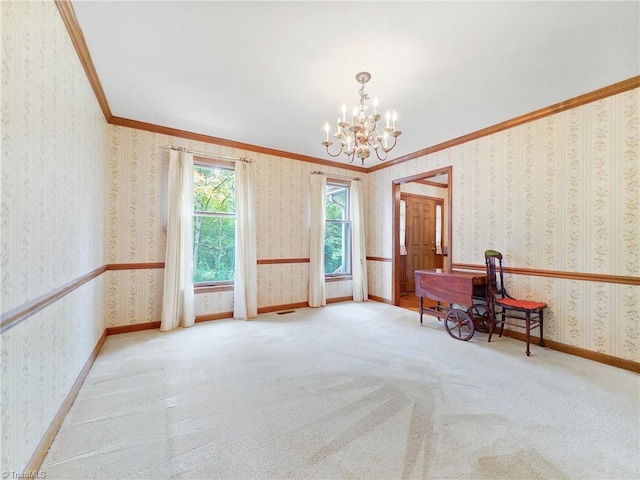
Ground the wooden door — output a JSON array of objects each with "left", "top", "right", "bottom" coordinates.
[{"left": 405, "top": 195, "right": 437, "bottom": 292}]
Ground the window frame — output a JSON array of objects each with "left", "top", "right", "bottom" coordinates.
[
  {"left": 192, "top": 158, "right": 236, "bottom": 289},
  {"left": 324, "top": 179, "right": 352, "bottom": 279}
]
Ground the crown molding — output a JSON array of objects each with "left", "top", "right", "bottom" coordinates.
[
  {"left": 55, "top": 0, "right": 112, "bottom": 121},
  {"left": 56, "top": 1, "right": 364, "bottom": 172},
  {"left": 109, "top": 117, "right": 367, "bottom": 172},
  {"left": 57, "top": 2, "right": 638, "bottom": 175},
  {"left": 367, "top": 75, "right": 640, "bottom": 173}
]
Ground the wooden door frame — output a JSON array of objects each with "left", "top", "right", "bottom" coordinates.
[
  {"left": 392, "top": 166, "right": 452, "bottom": 306},
  {"left": 402, "top": 192, "right": 445, "bottom": 292}
]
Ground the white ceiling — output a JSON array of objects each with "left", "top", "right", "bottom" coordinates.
[{"left": 72, "top": 1, "right": 639, "bottom": 168}]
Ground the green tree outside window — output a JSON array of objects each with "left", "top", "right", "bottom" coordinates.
[
  {"left": 325, "top": 184, "right": 351, "bottom": 275},
  {"left": 193, "top": 165, "right": 235, "bottom": 283}
]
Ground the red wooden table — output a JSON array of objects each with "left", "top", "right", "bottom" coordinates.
[{"left": 414, "top": 268, "right": 490, "bottom": 341}]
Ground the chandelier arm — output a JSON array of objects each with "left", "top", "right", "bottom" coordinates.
[
  {"left": 324, "top": 143, "right": 344, "bottom": 158},
  {"left": 374, "top": 148, "right": 388, "bottom": 162},
  {"left": 387, "top": 134, "right": 399, "bottom": 151},
  {"left": 346, "top": 150, "right": 356, "bottom": 163}
]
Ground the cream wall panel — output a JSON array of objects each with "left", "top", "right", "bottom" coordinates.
[
  {"left": 254, "top": 155, "right": 309, "bottom": 259},
  {"left": 1, "top": 279, "right": 104, "bottom": 473},
  {"left": 367, "top": 89, "right": 639, "bottom": 360},
  {"left": 195, "top": 291, "right": 234, "bottom": 317},
  {"left": 104, "top": 270, "right": 164, "bottom": 328},
  {"left": 366, "top": 177, "right": 393, "bottom": 258},
  {"left": 327, "top": 279, "right": 353, "bottom": 300},
  {"left": 500, "top": 275, "right": 637, "bottom": 360},
  {"left": 257, "top": 264, "right": 308, "bottom": 307},
  {"left": 367, "top": 260, "right": 392, "bottom": 301},
  {"left": 107, "top": 127, "right": 166, "bottom": 263},
  {"left": 1, "top": 1, "right": 106, "bottom": 312},
  {"left": 107, "top": 126, "right": 358, "bottom": 325},
  {"left": 1, "top": 0, "right": 107, "bottom": 472}
]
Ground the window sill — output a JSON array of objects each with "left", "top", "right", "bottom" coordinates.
[
  {"left": 325, "top": 275, "right": 352, "bottom": 282},
  {"left": 194, "top": 283, "right": 234, "bottom": 293}
]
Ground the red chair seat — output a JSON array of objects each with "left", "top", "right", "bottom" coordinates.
[
  {"left": 497, "top": 297, "right": 547, "bottom": 310},
  {"left": 485, "top": 249, "right": 548, "bottom": 356}
]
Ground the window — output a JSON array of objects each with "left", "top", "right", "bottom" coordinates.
[
  {"left": 325, "top": 182, "right": 351, "bottom": 275},
  {"left": 399, "top": 199, "right": 407, "bottom": 256},
  {"left": 435, "top": 203, "right": 442, "bottom": 254},
  {"left": 193, "top": 163, "right": 235, "bottom": 283}
]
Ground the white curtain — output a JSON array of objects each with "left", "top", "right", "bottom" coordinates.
[
  {"left": 309, "top": 173, "right": 326, "bottom": 307},
  {"left": 350, "top": 179, "right": 368, "bottom": 302},
  {"left": 161, "top": 150, "right": 195, "bottom": 331},
  {"left": 234, "top": 160, "right": 258, "bottom": 319}
]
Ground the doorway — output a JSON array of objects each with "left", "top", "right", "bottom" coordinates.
[
  {"left": 401, "top": 193, "right": 444, "bottom": 293},
  {"left": 392, "top": 166, "right": 452, "bottom": 306}
]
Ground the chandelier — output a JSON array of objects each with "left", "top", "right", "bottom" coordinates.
[{"left": 322, "top": 72, "right": 401, "bottom": 165}]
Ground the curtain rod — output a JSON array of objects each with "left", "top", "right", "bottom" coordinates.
[
  {"left": 311, "top": 170, "right": 360, "bottom": 181},
  {"left": 166, "top": 146, "right": 252, "bottom": 163}
]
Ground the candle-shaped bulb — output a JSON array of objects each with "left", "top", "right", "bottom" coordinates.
[
  {"left": 347, "top": 135, "right": 352, "bottom": 151},
  {"left": 392, "top": 111, "right": 398, "bottom": 130},
  {"left": 383, "top": 131, "right": 389, "bottom": 149},
  {"left": 352, "top": 106, "right": 358, "bottom": 123},
  {"left": 324, "top": 122, "right": 330, "bottom": 141},
  {"left": 373, "top": 97, "right": 379, "bottom": 114},
  {"left": 341, "top": 104, "right": 346, "bottom": 122},
  {"left": 386, "top": 111, "right": 391, "bottom": 128},
  {"left": 337, "top": 117, "right": 341, "bottom": 133}
]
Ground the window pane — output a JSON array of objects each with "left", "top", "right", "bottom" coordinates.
[
  {"left": 325, "top": 221, "right": 351, "bottom": 274},
  {"left": 326, "top": 185, "right": 348, "bottom": 220},
  {"left": 194, "top": 166, "right": 235, "bottom": 213},
  {"left": 435, "top": 204, "right": 442, "bottom": 246},
  {"left": 193, "top": 216, "right": 235, "bottom": 282}
]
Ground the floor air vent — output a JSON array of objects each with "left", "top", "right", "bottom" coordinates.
[{"left": 276, "top": 310, "right": 296, "bottom": 315}]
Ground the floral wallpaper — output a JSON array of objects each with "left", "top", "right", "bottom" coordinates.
[
  {"left": 106, "top": 125, "right": 359, "bottom": 326},
  {"left": 257, "top": 264, "right": 308, "bottom": 308},
  {"left": 1, "top": 0, "right": 638, "bottom": 474},
  {"left": 367, "top": 89, "right": 639, "bottom": 361},
  {"left": 104, "top": 269, "right": 164, "bottom": 328},
  {"left": 1, "top": 0, "right": 107, "bottom": 473}
]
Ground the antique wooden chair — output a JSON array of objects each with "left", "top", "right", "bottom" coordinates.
[{"left": 484, "top": 250, "right": 547, "bottom": 356}]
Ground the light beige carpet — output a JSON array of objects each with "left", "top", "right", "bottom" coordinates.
[{"left": 41, "top": 301, "right": 639, "bottom": 479}]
